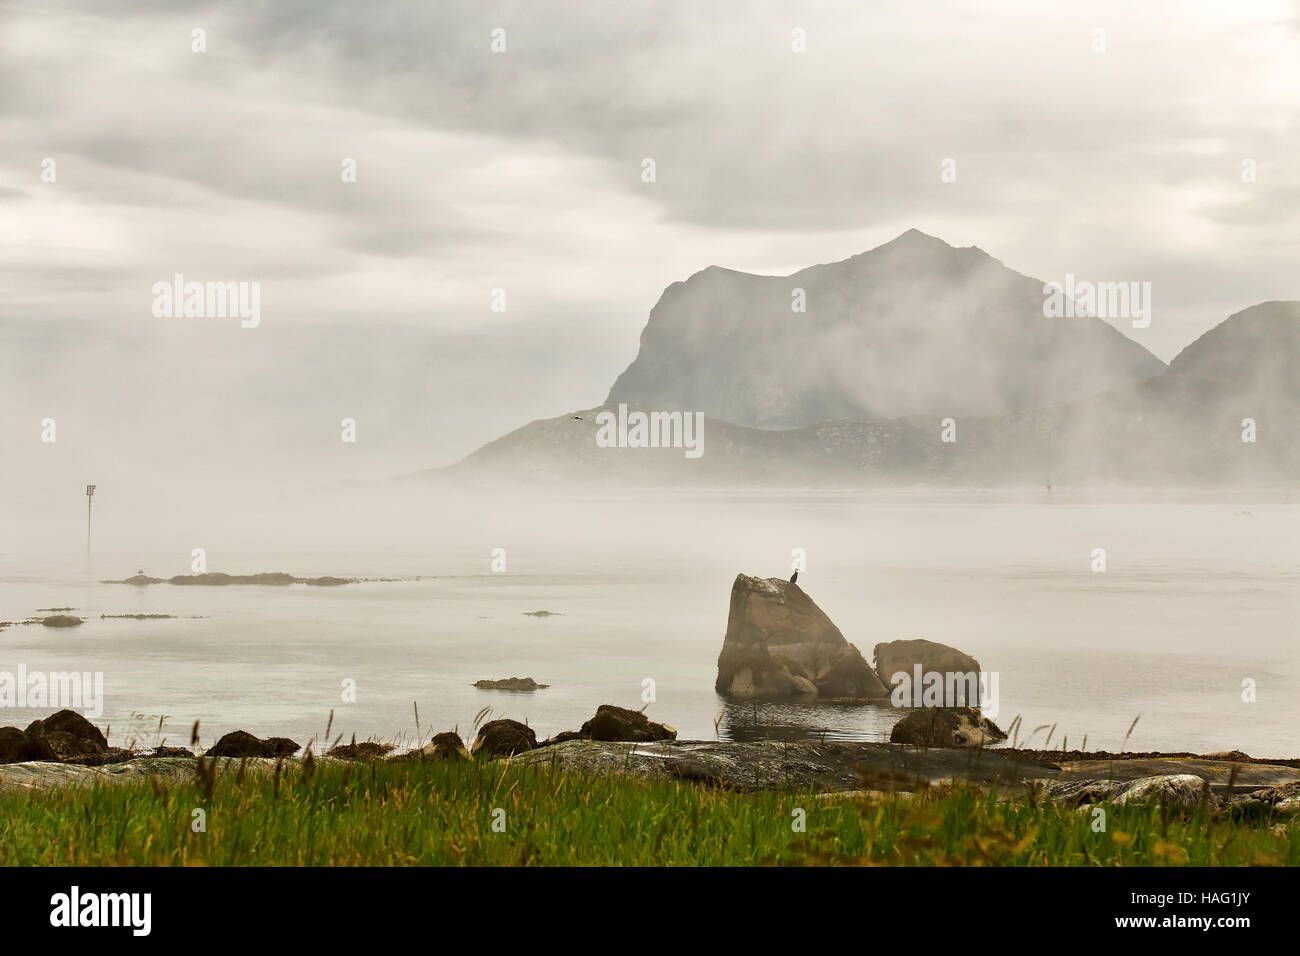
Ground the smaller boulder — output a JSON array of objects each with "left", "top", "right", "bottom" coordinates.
[
  {"left": 262, "top": 736, "right": 302, "bottom": 758},
  {"left": 471, "top": 719, "right": 537, "bottom": 758},
  {"left": 415, "top": 732, "right": 471, "bottom": 761},
  {"left": 579, "top": 705, "right": 677, "bottom": 743},
  {"left": 27, "top": 710, "right": 109, "bottom": 751},
  {"left": 205, "top": 730, "right": 301, "bottom": 758},
  {"left": 0, "top": 726, "right": 57, "bottom": 764},
  {"left": 328, "top": 741, "right": 394, "bottom": 761},
  {"left": 889, "top": 707, "right": 1006, "bottom": 748}
]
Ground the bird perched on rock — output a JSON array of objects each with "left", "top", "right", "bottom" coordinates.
[{"left": 790, "top": 569, "right": 799, "bottom": 584}]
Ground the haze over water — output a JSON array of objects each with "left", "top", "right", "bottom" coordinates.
[{"left": 2, "top": 487, "right": 1295, "bottom": 756}]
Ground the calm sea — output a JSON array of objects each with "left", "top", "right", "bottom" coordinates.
[{"left": 2, "top": 490, "right": 1296, "bottom": 756}]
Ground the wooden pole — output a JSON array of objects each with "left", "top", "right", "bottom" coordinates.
[{"left": 85, "top": 485, "right": 95, "bottom": 554}]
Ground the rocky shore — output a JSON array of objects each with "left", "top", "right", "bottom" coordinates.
[
  {"left": 6, "top": 570, "right": 1292, "bottom": 819},
  {"left": 2, "top": 708, "right": 1297, "bottom": 818}
]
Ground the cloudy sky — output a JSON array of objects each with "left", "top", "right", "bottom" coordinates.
[{"left": 2, "top": 0, "right": 1298, "bottom": 498}]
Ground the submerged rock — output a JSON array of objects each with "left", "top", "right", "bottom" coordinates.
[
  {"left": 471, "top": 719, "right": 537, "bottom": 758},
  {"left": 715, "top": 574, "right": 887, "bottom": 701},
  {"left": 474, "top": 677, "right": 550, "bottom": 691},
  {"left": 889, "top": 707, "right": 1006, "bottom": 748}
]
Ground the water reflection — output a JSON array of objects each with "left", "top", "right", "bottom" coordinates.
[{"left": 718, "top": 697, "right": 902, "bottom": 743}]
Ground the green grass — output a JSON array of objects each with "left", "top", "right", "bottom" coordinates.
[{"left": 0, "top": 758, "right": 1293, "bottom": 866}]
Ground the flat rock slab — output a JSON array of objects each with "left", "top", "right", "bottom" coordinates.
[
  {"left": 0, "top": 756, "right": 200, "bottom": 792},
  {"left": 510, "top": 740, "right": 1060, "bottom": 792},
  {"left": 0, "top": 755, "right": 334, "bottom": 793},
  {"left": 1052, "top": 757, "right": 1300, "bottom": 792}
]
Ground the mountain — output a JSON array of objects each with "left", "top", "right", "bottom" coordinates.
[
  {"left": 411, "top": 231, "right": 1299, "bottom": 486},
  {"left": 604, "top": 229, "right": 1165, "bottom": 428}
]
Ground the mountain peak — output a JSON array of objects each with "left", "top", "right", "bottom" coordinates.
[{"left": 883, "top": 227, "right": 949, "bottom": 247}]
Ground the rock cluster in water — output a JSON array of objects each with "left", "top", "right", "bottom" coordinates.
[
  {"left": 108, "top": 571, "right": 351, "bottom": 587},
  {"left": 474, "top": 677, "right": 549, "bottom": 691}
]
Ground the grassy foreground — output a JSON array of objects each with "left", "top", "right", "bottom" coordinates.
[{"left": 0, "top": 757, "right": 1294, "bottom": 866}]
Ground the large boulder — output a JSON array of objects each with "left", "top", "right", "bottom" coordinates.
[
  {"left": 889, "top": 707, "right": 1007, "bottom": 747},
  {"left": 715, "top": 574, "right": 888, "bottom": 700},
  {"left": 471, "top": 719, "right": 537, "bottom": 758},
  {"left": 0, "top": 726, "right": 57, "bottom": 764},
  {"left": 25, "top": 709, "right": 109, "bottom": 751},
  {"left": 874, "top": 639, "right": 982, "bottom": 705},
  {"left": 579, "top": 705, "right": 676, "bottom": 742}
]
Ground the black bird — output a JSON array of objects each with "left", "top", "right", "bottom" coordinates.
[{"left": 790, "top": 569, "right": 799, "bottom": 584}]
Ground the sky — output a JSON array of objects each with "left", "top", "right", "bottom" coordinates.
[{"left": 2, "top": 0, "right": 1298, "bottom": 502}]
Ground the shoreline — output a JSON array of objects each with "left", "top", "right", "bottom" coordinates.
[{"left": 4, "top": 735, "right": 1299, "bottom": 803}]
